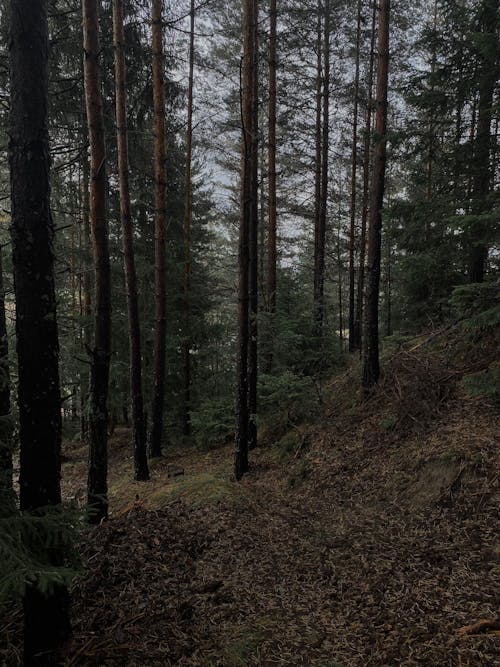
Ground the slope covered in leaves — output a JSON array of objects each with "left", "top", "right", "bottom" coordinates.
[{"left": 1, "top": 324, "right": 499, "bottom": 666}]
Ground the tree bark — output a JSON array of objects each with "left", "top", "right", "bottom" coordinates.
[
  {"left": 235, "top": 0, "right": 256, "bottom": 480},
  {"left": 183, "top": 0, "right": 195, "bottom": 437},
  {"left": 469, "top": 0, "right": 498, "bottom": 282},
  {"left": 313, "top": 4, "right": 322, "bottom": 328},
  {"left": 362, "top": 0, "right": 390, "bottom": 388},
  {"left": 148, "top": 0, "right": 168, "bottom": 458},
  {"left": 266, "top": 0, "right": 277, "bottom": 372},
  {"left": 9, "top": 0, "right": 70, "bottom": 659},
  {"left": 314, "top": 0, "right": 330, "bottom": 337},
  {"left": 113, "top": 0, "right": 149, "bottom": 480},
  {"left": 0, "top": 246, "right": 13, "bottom": 516},
  {"left": 83, "top": 0, "right": 112, "bottom": 523},
  {"left": 248, "top": 0, "right": 259, "bottom": 452},
  {"left": 80, "top": 152, "right": 91, "bottom": 441},
  {"left": 352, "top": 0, "right": 377, "bottom": 352},
  {"left": 348, "top": 0, "right": 362, "bottom": 352}
]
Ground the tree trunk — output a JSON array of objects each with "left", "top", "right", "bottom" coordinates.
[
  {"left": 348, "top": 0, "right": 362, "bottom": 352},
  {"left": 362, "top": 0, "right": 390, "bottom": 388},
  {"left": 313, "top": 4, "right": 322, "bottom": 328},
  {"left": 83, "top": 0, "right": 112, "bottom": 523},
  {"left": 266, "top": 0, "right": 277, "bottom": 372},
  {"left": 0, "top": 246, "right": 13, "bottom": 516},
  {"left": 183, "top": 0, "right": 195, "bottom": 437},
  {"left": 235, "top": 0, "right": 256, "bottom": 480},
  {"left": 469, "top": 0, "right": 498, "bottom": 282},
  {"left": 352, "top": 0, "right": 377, "bottom": 352},
  {"left": 315, "top": 0, "right": 330, "bottom": 337},
  {"left": 148, "top": 0, "right": 168, "bottom": 458},
  {"left": 9, "top": 0, "right": 71, "bottom": 659},
  {"left": 80, "top": 152, "right": 91, "bottom": 441},
  {"left": 248, "top": 0, "right": 259, "bottom": 452},
  {"left": 113, "top": 0, "right": 149, "bottom": 480}
]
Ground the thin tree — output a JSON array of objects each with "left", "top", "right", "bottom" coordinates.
[
  {"left": 80, "top": 150, "right": 91, "bottom": 441},
  {"left": 235, "top": 0, "right": 256, "bottom": 479},
  {"left": 469, "top": 0, "right": 498, "bottom": 282},
  {"left": 314, "top": 0, "right": 330, "bottom": 336},
  {"left": 148, "top": 0, "right": 168, "bottom": 458},
  {"left": 9, "top": 0, "right": 70, "bottom": 658},
  {"left": 113, "top": 0, "right": 149, "bottom": 480},
  {"left": 183, "top": 0, "right": 195, "bottom": 437},
  {"left": 313, "top": 3, "right": 322, "bottom": 329},
  {"left": 83, "top": 0, "right": 112, "bottom": 522},
  {"left": 348, "top": 0, "right": 362, "bottom": 352},
  {"left": 248, "top": 0, "right": 259, "bottom": 451},
  {"left": 0, "top": 247, "right": 13, "bottom": 515},
  {"left": 266, "top": 0, "right": 277, "bottom": 372},
  {"left": 352, "top": 0, "right": 376, "bottom": 352},
  {"left": 362, "top": 0, "right": 390, "bottom": 388}
]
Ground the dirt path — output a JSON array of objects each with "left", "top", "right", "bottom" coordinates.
[{"left": 64, "top": 398, "right": 499, "bottom": 666}]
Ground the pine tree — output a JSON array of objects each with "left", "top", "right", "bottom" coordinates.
[
  {"left": 183, "top": 0, "right": 195, "bottom": 437},
  {"left": 9, "top": 0, "right": 71, "bottom": 658},
  {"left": 235, "top": 0, "right": 257, "bottom": 480},
  {"left": 113, "top": 0, "right": 149, "bottom": 480},
  {"left": 362, "top": 0, "right": 390, "bottom": 388},
  {"left": 149, "top": 0, "right": 168, "bottom": 458},
  {"left": 83, "top": 0, "right": 112, "bottom": 522}
]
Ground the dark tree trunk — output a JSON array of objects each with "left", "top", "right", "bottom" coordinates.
[
  {"left": 348, "top": 0, "right": 362, "bottom": 352},
  {"left": 0, "top": 247, "right": 13, "bottom": 516},
  {"left": 266, "top": 0, "right": 277, "bottom": 373},
  {"left": 362, "top": 0, "right": 390, "bottom": 388},
  {"left": 113, "top": 0, "right": 149, "bottom": 480},
  {"left": 148, "top": 0, "right": 168, "bottom": 458},
  {"left": 248, "top": 0, "right": 259, "bottom": 452},
  {"left": 469, "top": 0, "right": 498, "bottom": 282},
  {"left": 315, "top": 0, "right": 330, "bottom": 337},
  {"left": 183, "top": 0, "right": 195, "bottom": 437},
  {"left": 235, "top": 0, "right": 256, "bottom": 480},
  {"left": 80, "top": 152, "right": 91, "bottom": 442},
  {"left": 83, "top": 0, "right": 112, "bottom": 523},
  {"left": 352, "top": 0, "right": 377, "bottom": 352},
  {"left": 9, "top": 0, "right": 70, "bottom": 660},
  {"left": 313, "top": 4, "right": 322, "bottom": 328}
]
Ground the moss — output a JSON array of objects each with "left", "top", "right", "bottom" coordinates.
[{"left": 149, "top": 471, "right": 241, "bottom": 509}]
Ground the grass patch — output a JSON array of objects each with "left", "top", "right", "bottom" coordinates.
[
  {"left": 218, "top": 618, "right": 276, "bottom": 666},
  {"left": 149, "top": 471, "right": 241, "bottom": 509}
]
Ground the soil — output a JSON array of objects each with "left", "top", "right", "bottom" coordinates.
[{"left": 1, "top": 329, "right": 499, "bottom": 666}]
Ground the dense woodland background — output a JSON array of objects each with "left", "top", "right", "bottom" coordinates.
[{"left": 0, "top": 0, "right": 499, "bottom": 665}]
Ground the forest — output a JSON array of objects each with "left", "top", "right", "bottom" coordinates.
[{"left": 0, "top": 0, "right": 499, "bottom": 665}]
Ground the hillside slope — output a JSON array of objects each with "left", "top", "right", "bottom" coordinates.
[{"left": 1, "top": 324, "right": 499, "bottom": 666}]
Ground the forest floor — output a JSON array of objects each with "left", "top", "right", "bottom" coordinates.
[{"left": 1, "top": 325, "right": 499, "bottom": 666}]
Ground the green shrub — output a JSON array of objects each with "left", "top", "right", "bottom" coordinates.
[{"left": 191, "top": 396, "right": 234, "bottom": 451}]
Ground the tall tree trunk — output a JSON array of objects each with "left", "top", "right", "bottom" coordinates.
[
  {"left": 235, "top": 0, "right": 256, "bottom": 480},
  {"left": 352, "top": 0, "right": 377, "bottom": 352},
  {"left": 337, "top": 224, "right": 344, "bottom": 351},
  {"left": 0, "top": 247, "right": 13, "bottom": 516},
  {"left": 80, "top": 152, "right": 91, "bottom": 441},
  {"left": 113, "top": 0, "right": 149, "bottom": 480},
  {"left": 266, "top": 0, "right": 277, "bottom": 372},
  {"left": 469, "top": 0, "right": 498, "bottom": 282},
  {"left": 148, "top": 0, "right": 168, "bottom": 458},
  {"left": 315, "top": 0, "right": 330, "bottom": 337},
  {"left": 248, "top": 0, "right": 259, "bottom": 452},
  {"left": 348, "top": 0, "right": 362, "bottom": 352},
  {"left": 183, "top": 0, "right": 195, "bottom": 437},
  {"left": 83, "top": 0, "right": 112, "bottom": 523},
  {"left": 313, "top": 4, "right": 322, "bottom": 328},
  {"left": 362, "top": 0, "right": 390, "bottom": 388},
  {"left": 9, "top": 0, "right": 71, "bottom": 659}
]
